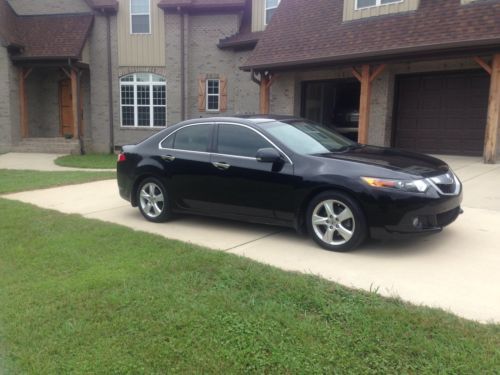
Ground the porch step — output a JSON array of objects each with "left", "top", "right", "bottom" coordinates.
[{"left": 12, "top": 138, "right": 80, "bottom": 154}]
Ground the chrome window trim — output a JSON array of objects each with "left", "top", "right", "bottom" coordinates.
[
  {"left": 426, "top": 171, "right": 461, "bottom": 196},
  {"left": 158, "top": 122, "right": 214, "bottom": 154},
  {"left": 158, "top": 121, "right": 294, "bottom": 165}
]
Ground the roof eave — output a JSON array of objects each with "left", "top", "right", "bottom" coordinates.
[{"left": 241, "top": 38, "right": 500, "bottom": 71}]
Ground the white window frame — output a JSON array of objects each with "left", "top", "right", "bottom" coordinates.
[
  {"left": 130, "top": 0, "right": 151, "bottom": 35},
  {"left": 355, "top": 0, "right": 403, "bottom": 11},
  {"left": 264, "top": 0, "right": 281, "bottom": 26},
  {"left": 120, "top": 73, "right": 167, "bottom": 128},
  {"left": 206, "top": 79, "right": 220, "bottom": 112}
]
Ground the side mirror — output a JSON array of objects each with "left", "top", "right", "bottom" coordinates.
[{"left": 256, "top": 148, "right": 282, "bottom": 163}]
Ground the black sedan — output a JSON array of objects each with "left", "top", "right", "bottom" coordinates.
[{"left": 117, "top": 116, "right": 463, "bottom": 251}]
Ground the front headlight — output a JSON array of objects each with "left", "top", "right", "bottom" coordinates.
[{"left": 362, "top": 177, "right": 429, "bottom": 193}]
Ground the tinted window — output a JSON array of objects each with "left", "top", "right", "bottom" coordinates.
[
  {"left": 160, "top": 133, "right": 174, "bottom": 149},
  {"left": 217, "top": 124, "right": 271, "bottom": 158},
  {"left": 174, "top": 125, "right": 212, "bottom": 152}
]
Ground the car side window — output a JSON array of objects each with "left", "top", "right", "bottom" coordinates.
[
  {"left": 160, "top": 134, "right": 174, "bottom": 149},
  {"left": 217, "top": 124, "right": 272, "bottom": 158},
  {"left": 173, "top": 124, "right": 212, "bottom": 152}
]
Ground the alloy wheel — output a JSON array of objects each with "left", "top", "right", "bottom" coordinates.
[
  {"left": 311, "top": 199, "right": 355, "bottom": 246},
  {"left": 139, "top": 182, "right": 165, "bottom": 219}
]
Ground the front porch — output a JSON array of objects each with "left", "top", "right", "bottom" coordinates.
[{"left": 14, "top": 64, "right": 89, "bottom": 154}]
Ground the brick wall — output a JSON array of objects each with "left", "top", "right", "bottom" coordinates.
[{"left": 186, "top": 13, "right": 259, "bottom": 118}]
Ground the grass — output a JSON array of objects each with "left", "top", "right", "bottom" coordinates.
[
  {"left": 0, "top": 198, "right": 499, "bottom": 373},
  {"left": 0, "top": 169, "right": 116, "bottom": 194},
  {"left": 54, "top": 153, "right": 117, "bottom": 169}
]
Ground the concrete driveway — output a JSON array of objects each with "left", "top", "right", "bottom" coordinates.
[{"left": 3, "top": 155, "right": 500, "bottom": 323}]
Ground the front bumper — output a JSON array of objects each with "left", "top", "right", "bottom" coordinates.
[{"left": 367, "top": 188, "right": 463, "bottom": 240}]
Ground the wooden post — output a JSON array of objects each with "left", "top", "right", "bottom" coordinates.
[
  {"left": 259, "top": 73, "right": 275, "bottom": 115},
  {"left": 19, "top": 67, "right": 28, "bottom": 138},
  {"left": 352, "top": 64, "right": 386, "bottom": 144},
  {"left": 70, "top": 69, "right": 79, "bottom": 138},
  {"left": 484, "top": 54, "right": 500, "bottom": 164}
]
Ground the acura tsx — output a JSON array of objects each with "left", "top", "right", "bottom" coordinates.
[{"left": 117, "top": 116, "right": 463, "bottom": 251}]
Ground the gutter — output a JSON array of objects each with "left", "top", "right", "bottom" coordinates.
[{"left": 241, "top": 38, "right": 500, "bottom": 72}]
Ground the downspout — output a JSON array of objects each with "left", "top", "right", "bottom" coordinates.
[
  {"left": 106, "top": 12, "right": 115, "bottom": 153},
  {"left": 180, "top": 8, "right": 186, "bottom": 121}
]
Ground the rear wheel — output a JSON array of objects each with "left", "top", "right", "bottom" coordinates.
[
  {"left": 307, "top": 191, "right": 367, "bottom": 252},
  {"left": 137, "top": 177, "right": 171, "bottom": 223}
]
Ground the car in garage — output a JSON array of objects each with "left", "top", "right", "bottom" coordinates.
[{"left": 117, "top": 116, "right": 463, "bottom": 251}]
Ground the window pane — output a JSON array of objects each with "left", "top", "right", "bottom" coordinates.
[
  {"left": 131, "top": 0, "right": 149, "bottom": 14},
  {"left": 207, "top": 80, "right": 219, "bottom": 95},
  {"left": 153, "top": 86, "right": 166, "bottom": 106},
  {"left": 266, "top": 0, "right": 278, "bottom": 8},
  {"left": 357, "top": 0, "right": 376, "bottom": 8},
  {"left": 121, "top": 75, "right": 134, "bottom": 82},
  {"left": 174, "top": 125, "right": 212, "bottom": 152},
  {"left": 154, "top": 107, "right": 166, "bottom": 126},
  {"left": 122, "top": 106, "right": 135, "bottom": 126},
  {"left": 161, "top": 134, "right": 174, "bottom": 149},
  {"left": 381, "top": 0, "right": 399, "bottom": 4},
  {"left": 132, "top": 15, "right": 150, "bottom": 33},
  {"left": 137, "top": 85, "right": 150, "bottom": 105},
  {"left": 217, "top": 124, "right": 271, "bottom": 158},
  {"left": 135, "top": 73, "right": 150, "bottom": 82},
  {"left": 152, "top": 74, "right": 166, "bottom": 82},
  {"left": 121, "top": 85, "right": 134, "bottom": 105},
  {"left": 207, "top": 95, "right": 219, "bottom": 111},
  {"left": 138, "top": 106, "right": 150, "bottom": 126},
  {"left": 266, "top": 8, "right": 276, "bottom": 24}
]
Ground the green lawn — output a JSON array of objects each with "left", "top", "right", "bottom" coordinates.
[
  {"left": 54, "top": 153, "right": 117, "bottom": 169},
  {"left": 0, "top": 198, "right": 499, "bottom": 373},
  {"left": 0, "top": 169, "right": 116, "bottom": 194}
]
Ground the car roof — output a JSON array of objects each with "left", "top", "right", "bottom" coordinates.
[{"left": 175, "top": 115, "right": 300, "bottom": 127}]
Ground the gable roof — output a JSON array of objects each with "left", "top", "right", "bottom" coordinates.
[
  {"left": 13, "top": 13, "right": 94, "bottom": 60},
  {"left": 0, "top": 0, "right": 20, "bottom": 47},
  {"left": 243, "top": 0, "right": 500, "bottom": 71}
]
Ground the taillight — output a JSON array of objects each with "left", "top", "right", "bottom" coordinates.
[{"left": 117, "top": 153, "right": 126, "bottom": 163}]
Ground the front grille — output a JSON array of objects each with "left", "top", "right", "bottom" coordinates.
[
  {"left": 437, "top": 207, "right": 461, "bottom": 227},
  {"left": 428, "top": 172, "right": 460, "bottom": 195}
]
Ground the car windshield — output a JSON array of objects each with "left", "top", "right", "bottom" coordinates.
[{"left": 259, "top": 120, "right": 357, "bottom": 155}]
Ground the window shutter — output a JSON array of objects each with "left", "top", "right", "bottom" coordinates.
[
  {"left": 220, "top": 77, "right": 228, "bottom": 112},
  {"left": 198, "top": 76, "right": 207, "bottom": 112}
]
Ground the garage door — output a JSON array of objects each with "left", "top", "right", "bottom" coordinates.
[{"left": 394, "top": 71, "right": 489, "bottom": 156}]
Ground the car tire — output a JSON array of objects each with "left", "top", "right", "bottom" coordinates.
[
  {"left": 137, "top": 177, "right": 172, "bottom": 223},
  {"left": 306, "top": 191, "right": 367, "bottom": 252}
]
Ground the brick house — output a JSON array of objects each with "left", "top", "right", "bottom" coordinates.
[
  {"left": 245, "top": 0, "right": 500, "bottom": 163},
  {"left": 0, "top": 0, "right": 499, "bottom": 163},
  {"left": 0, "top": 0, "right": 262, "bottom": 154}
]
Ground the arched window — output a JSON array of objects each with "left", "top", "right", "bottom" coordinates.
[{"left": 120, "top": 73, "right": 166, "bottom": 127}]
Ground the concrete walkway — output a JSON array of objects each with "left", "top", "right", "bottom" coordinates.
[
  {"left": 0, "top": 152, "right": 111, "bottom": 172},
  {"left": 3, "top": 155, "right": 500, "bottom": 323}
]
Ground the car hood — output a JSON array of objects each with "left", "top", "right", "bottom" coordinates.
[{"left": 316, "top": 146, "right": 449, "bottom": 178}]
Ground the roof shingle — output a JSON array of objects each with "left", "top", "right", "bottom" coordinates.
[
  {"left": 158, "top": 0, "right": 246, "bottom": 10},
  {"left": 243, "top": 0, "right": 500, "bottom": 70}
]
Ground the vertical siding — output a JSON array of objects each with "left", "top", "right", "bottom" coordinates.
[
  {"left": 343, "top": 0, "right": 420, "bottom": 21},
  {"left": 252, "top": 0, "right": 265, "bottom": 32},
  {"left": 117, "top": 0, "right": 165, "bottom": 67}
]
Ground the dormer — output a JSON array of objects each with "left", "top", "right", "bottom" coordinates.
[
  {"left": 343, "top": 0, "right": 420, "bottom": 21},
  {"left": 252, "top": 0, "right": 281, "bottom": 32}
]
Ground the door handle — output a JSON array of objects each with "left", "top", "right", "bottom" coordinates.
[
  {"left": 212, "top": 162, "right": 231, "bottom": 170},
  {"left": 161, "top": 155, "right": 175, "bottom": 162}
]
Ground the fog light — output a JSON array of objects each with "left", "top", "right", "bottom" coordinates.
[{"left": 412, "top": 217, "right": 422, "bottom": 229}]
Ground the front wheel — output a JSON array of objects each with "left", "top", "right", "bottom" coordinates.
[
  {"left": 137, "top": 177, "right": 171, "bottom": 223},
  {"left": 306, "top": 191, "right": 367, "bottom": 252}
]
